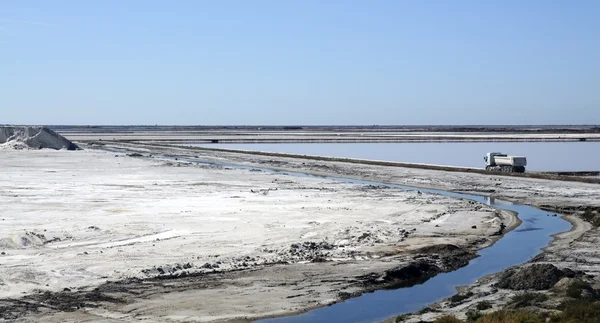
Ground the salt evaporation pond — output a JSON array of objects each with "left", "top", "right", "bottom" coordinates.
[{"left": 193, "top": 142, "right": 600, "bottom": 172}]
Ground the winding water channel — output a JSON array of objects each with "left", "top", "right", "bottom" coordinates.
[
  {"left": 156, "top": 152, "right": 571, "bottom": 323},
  {"left": 259, "top": 190, "right": 568, "bottom": 323}
]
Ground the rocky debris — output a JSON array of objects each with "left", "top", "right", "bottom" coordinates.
[
  {"left": 227, "top": 255, "right": 266, "bottom": 268},
  {"left": 141, "top": 262, "right": 194, "bottom": 276},
  {"left": 26, "top": 231, "right": 46, "bottom": 241},
  {"left": 126, "top": 153, "right": 144, "bottom": 157},
  {"left": 141, "top": 255, "right": 273, "bottom": 278},
  {"left": 281, "top": 241, "right": 336, "bottom": 262},
  {"left": 44, "top": 237, "right": 61, "bottom": 244},
  {"left": 496, "top": 264, "right": 581, "bottom": 290},
  {"left": 200, "top": 262, "right": 221, "bottom": 269},
  {"left": 0, "top": 126, "right": 79, "bottom": 150},
  {"left": 250, "top": 188, "right": 278, "bottom": 195}
]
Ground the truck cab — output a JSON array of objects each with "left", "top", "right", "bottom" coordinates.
[{"left": 484, "top": 152, "right": 506, "bottom": 167}]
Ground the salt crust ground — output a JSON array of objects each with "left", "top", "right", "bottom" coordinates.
[{"left": 0, "top": 149, "right": 507, "bottom": 322}]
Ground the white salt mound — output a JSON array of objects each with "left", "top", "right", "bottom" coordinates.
[{"left": 0, "top": 126, "right": 80, "bottom": 150}]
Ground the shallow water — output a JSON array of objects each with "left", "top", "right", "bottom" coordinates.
[{"left": 193, "top": 142, "right": 600, "bottom": 171}]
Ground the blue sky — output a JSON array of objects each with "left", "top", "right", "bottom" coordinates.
[{"left": 1, "top": 1, "right": 599, "bottom": 125}]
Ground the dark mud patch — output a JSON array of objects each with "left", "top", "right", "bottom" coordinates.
[
  {"left": 0, "top": 268, "right": 248, "bottom": 320},
  {"left": 382, "top": 261, "right": 441, "bottom": 285},
  {"left": 342, "top": 245, "right": 478, "bottom": 300},
  {"left": 0, "top": 299, "right": 43, "bottom": 321},
  {"left": 34, "top": 289, "right": 124, "bottom": 311},
  {"left": 413, "top": 244, "right": 479, "bottom": 271},
  {"left": 0, "top": 287, "right": 125, "bottom": 320},
  {"left": 0, "top": 260, "right": 317, "bottom": 321}
]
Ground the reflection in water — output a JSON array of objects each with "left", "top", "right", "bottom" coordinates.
[{"left": 515, "top": 227, "right": 543, "bottom": 232}]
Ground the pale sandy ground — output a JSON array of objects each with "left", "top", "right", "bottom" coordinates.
[{"left": 0, "top": 149, "right": 513, "bottom": 322}]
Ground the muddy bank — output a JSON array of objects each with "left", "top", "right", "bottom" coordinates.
[{"left": 3, "top": 244, "right": 480, "bottom": 323}]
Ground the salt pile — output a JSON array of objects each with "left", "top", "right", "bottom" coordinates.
[{"left": 0, "top": 126, "right": 80, "bottom": 150}]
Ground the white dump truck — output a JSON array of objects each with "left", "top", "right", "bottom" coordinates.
[{"left": 484, "top": 152, "right": 527, "bottom": 173}]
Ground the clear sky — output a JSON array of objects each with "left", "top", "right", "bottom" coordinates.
[{"left": 1, "top": 1, "right": 599, "bottom": 125}]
